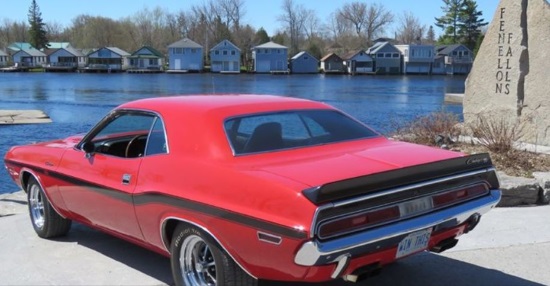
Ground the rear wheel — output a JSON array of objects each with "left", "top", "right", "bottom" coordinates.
[
  {"left": 170, "top": 224, "right": 257, "bottom": 286},
  {"left": 27, "top": 177, "right": 72, "bottom": 238}
]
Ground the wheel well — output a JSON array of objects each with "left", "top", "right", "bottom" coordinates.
[
  {"left": 20, "top": 171, "right": 32, "bottom": 192},
  {"left": 162, "top": 219, "right": 196, "bottom": 252}
]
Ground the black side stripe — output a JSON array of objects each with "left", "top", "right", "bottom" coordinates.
[{"left": 6, "top": 159, "right": 307, "bottom": 239}]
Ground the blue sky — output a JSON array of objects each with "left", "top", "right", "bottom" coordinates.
[{"left": 2, "top": 0, "right": 500, "bottom": 36}]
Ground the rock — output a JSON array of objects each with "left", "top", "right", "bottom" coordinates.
[
  {"left": 0, "top": 191, "right": 27, "bottom": 217},
  {"left": 464, "top": 0, "right": 550, "bottom": 147},
  {"left": 0, "top": 110, "right": 52, "bottom": 124},
  {"left": 533, "top": 172, "right": 550, "bottom": 204},
  {"left": 497, "top": 172, "right": 543, "bottom": 207}
]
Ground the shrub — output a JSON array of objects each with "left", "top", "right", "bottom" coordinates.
[
  {"left": 392, "top": 111, "right": 462, "bottom": 146},
  {"left": 468, "top": 115, "right": 525, "bottom": 153}
]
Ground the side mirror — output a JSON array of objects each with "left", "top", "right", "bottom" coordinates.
[{"left": 82, "top": 141, "right": 95, "bottom": 157}]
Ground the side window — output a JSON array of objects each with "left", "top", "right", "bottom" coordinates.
[
  {"left": 88, "top": 112, "right": 156, "bottom": 158},
  {"left": 145, "top": 118, "right": 168, "bottom": 156}
]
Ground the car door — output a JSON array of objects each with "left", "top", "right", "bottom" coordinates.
[{"left": 57, "top": 111, "right": 157, "bottom": 240}]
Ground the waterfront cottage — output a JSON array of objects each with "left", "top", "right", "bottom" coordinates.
[
  {"left": 251, "top": 41, "right": 288, "bottom": 73},
  {"left": 290, "top": 51, "right": 319, "bottom": 74},
  {"left": 395, "top": 44, "right": 435, "bottom": 74},
  {"left": 0, "top": 50, "right": 8, "bottom": 67},
  {"left": 432, "top": 44, "right": 473, "bottom": 75},
  {"left": 128, "top": 46, "right": 164, "bottom": 71},
  {"left": 366, "top": 42, "right": 401, "bottom": 74},
  {"left": 210, "top": 39, "right": 241, "bottom": 73},
  {"left": 320, "top": 53, "right": 344, "bottom": 74},
  {"left": 167, "top": 38, "right": 203, "bottom": 72},
  {"left": 342, "top": 50, "right": 374, "bottom": 75},
  {"left": 46, "top": 46, "right": 86, "bottom": 70},
  {"left": 12, "top": 49, "right": 47, "bottom": 67},
  {"left": 86, "top": 47, "right": 130, "bottom": 72}
]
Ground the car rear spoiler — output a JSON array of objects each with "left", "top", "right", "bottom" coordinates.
[{"left": 302, "top": 153, "right": 499, "bottom": 205}]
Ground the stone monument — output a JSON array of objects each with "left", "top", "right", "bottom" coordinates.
[{"left": 464, "top": 0, "right": 550, "bottom": 146}]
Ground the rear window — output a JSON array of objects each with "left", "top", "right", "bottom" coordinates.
[{"left": 224, "top": 110, "right": 378, "bottom": 155}]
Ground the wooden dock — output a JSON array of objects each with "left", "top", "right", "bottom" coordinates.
[{"left": 0, "top": 110, "right": 52, "bottom": 124}]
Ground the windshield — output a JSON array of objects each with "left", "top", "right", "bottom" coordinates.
[{"left": 224, "top": 110, "right": 379, "bottom": 155}]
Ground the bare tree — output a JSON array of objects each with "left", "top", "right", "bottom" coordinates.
[
  {"left": 364, "top": 3, "right": 394, "bottom": 46},
  {"left": 217, "top": 0, "right": 246, "bottom": 31},
  {"left": 0, "top": 19, "right": 28, "bottom": 48},
  {"left": 395, "top": 11, "right": 426, "bottom": 44},
  {"left": 338, "top": 2, "right": 367, "bottom": 36},
  {"left": 45, "top": 21, "right": 65, "bottom": 42},
  {"left": 337, "top": 2, "right": 393, "bottom": 47},
  {"left": 277, "top": 0, "right": 311, "bottom": 55}
]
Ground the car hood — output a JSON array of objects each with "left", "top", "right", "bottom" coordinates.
[
  {"left": 33, "top": 134, "right": 84, "bottom": 149},
  {"left": 254, "top": 139, "right": 463, "bottom": 188}
]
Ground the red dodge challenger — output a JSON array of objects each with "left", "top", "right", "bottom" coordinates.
[{"left": 4, "top": 95, "right": 501, "bottom": 285}]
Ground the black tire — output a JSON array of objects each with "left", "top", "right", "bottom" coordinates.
[
  {"left": 27, "top": 176, "right": 72, "bottom": 238},
  {"left": 170, "top": 224, "right": 258, "bottom": 286}
]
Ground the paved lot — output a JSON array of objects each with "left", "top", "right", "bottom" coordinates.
[{"left": 0, "top": 203, "right": 549, "bottom": 285}]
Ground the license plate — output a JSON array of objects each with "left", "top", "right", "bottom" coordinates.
[
  {"left": 399, "top": 197, "right": 433, "bottom": 217},
  {"left": 396, "top": 228, "right": 432, "bottom": 258}
]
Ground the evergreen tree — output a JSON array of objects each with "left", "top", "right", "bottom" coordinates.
[
  {"left": 253, "top": 28, "right": 270, "bottom": 45},
  {"left": 426, "top": 25, "right": 436, "bottom": 45},
  {"left": 459, "top": 0, "right": 488, "bottom": 51},
  {"left": 434, "top": 0, "right": 464, "bottom": 43},
  {"left": 27, "top": 0, "right": 49, "bottom": 49}
]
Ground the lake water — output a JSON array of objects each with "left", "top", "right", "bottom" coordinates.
[{"left": 0, "top": 72, "right": 466, "bottom": 194}]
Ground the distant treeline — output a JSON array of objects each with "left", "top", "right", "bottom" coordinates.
[{"left": 0, "top": 0, "right": 487, "bottom": 62}]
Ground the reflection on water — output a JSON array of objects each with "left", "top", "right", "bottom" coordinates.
[{"left": 0, "top": 73, "right": 466, "bottom": 193}]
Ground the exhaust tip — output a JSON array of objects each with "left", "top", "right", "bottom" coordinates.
[{"left": 430, "top": 237, "right": 459, "bottom": 253}]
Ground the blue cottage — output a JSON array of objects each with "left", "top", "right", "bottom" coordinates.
[
  {"left": 252, "top": 41, "right": 288, "bottom": 73},
  {"left": 290, "top": 51, "right": 319, "bottom": 74},
  {"left": 167, "top": 38, "right": 203, "bottom": 72},
  {"left": 210, "top": 39, "right": 241, "bottom": 73}
]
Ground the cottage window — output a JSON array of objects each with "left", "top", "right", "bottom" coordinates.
[
  {"left": 192, "top": 49, "right": 197, "bottom": 53},
  {"left": 264, "top": 49, "right": 269, "bottom": 54},
  {"left": 278, "top": 49, "right": 281, "bottom": 54},
  {"left": 223, "top": 50, "right": 228, "bottom": 55},
  {"left": 257, "top": 50, "right": 261, "bottom": 54},
  {"left": 453, "top": 51, "right": 458, "bottom": 56},
  {"left": 231, "top": 50, "right": 236, "bottom": 55},
  {"left": 392, "top": 53, "right": 399, "bottom": 58},
  {"left": 463, "top": 51, "right": 469, "bottom": 56},
  {"left": 149, "top": 59, "right": 158, "bottom": 65},
  {"left": 304, "top": 56, "right": 308, "bottom": 60},
  {"left": 215, "top": 50, "right": 220, "bottom": 55},
  {"left": 377, "top": 53, "right": 384, "bottom": 58},
  {"left": 174, "top": 48, "right": 183, "bottom": 54}
]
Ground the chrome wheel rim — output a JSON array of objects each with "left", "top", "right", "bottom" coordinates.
[
  {"left": 29, "top": 184, "right": 45, "bottom": 229},
  {"left": 181, "top": 234, "right": 217, "bottom": 286}
]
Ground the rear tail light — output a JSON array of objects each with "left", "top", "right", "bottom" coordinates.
[
  {"left": 317, "top": 183, "right": 490, "bottom": 239},
  {"left": 319, "top": 206, "right": 400, "bottom": 239},
  {"left": 432, "top": 184, "right": 488, "bottom": 208}
]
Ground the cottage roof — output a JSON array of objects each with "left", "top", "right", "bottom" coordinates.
[
  {"left": 168, "top": 38, "right": 203, "bottom": 49},
  {"left": 436, "top": 44, "right": 468, "bottom": 55},
  {"left": 15, "top": 48, "right": 46, "bottom": 57},
  {"left": 107, "top": 47, "right": 130, "bottom": 56},
  {"left": 291, "top": 51, "right": 318, "bottom": 61},
  {"left": 46, "top": 46, "right": 84, "bottom": 57},
  {"left": 8, "top": 42, "right": 34, "bottom": 51},
  {"left": 320, "top": 53, "right": 342, "bottom": 62},
  {"left": 210, "top": 39, "right": 241, "bottom": 52},
  {"left": 342, "top": 50, "right": 370, "bottom": 60},
  {"left": 130, "top": 46, "right": 164, "bottom": 58},
  {"left": 253, "top": 41, "right": 287, "bottom": 49},
  {"left": 367, "top": 42, "right": 399, "bottom": 55}
]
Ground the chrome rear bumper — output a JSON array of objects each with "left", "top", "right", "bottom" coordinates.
[{"left": 294, "top": 190, "right": 501, "bottom": 266}]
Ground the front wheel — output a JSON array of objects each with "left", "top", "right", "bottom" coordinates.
[
  {"left": 170, "top": 224, "right": 257, "bottom": 286},
  {"left": 27, "top": 177, "right": 72, "bottom": 238}
]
